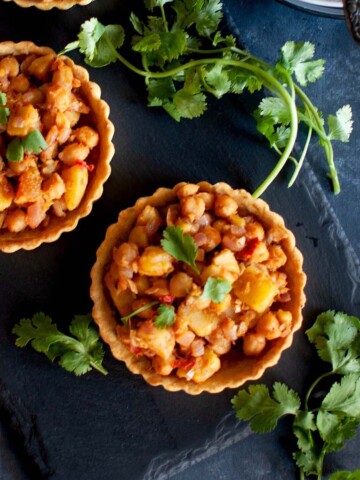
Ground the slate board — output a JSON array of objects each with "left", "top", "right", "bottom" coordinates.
[{"left": 0, "top": 1, "right": 360, "bottom": 479}]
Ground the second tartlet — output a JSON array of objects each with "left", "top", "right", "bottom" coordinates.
[{"left": 0, "top": 42, "right": 114, "bottom": 252}]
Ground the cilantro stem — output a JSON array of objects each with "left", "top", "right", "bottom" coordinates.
[
  {"left": 120, "top": 300, "right": 159, "bottom": 324},
  {"left": 160, "top": 4, "right": 169, "bottom": 32},
  {"left": 304, "top": 370, "right": 335, "bottom": 411},
  {"left": 294, "top": 86, "right": 339, "bottom": 194},
  {"left": 90, "top": 361, "right": 108, "bottom": 375},
  {"left": 288, "top": 125, "right": 313, "bottom": 187}
]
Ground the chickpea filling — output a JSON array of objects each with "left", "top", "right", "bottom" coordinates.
[
  {"left": 104, "top": 184, "right": 295, "bottom": 384},
  {"left": 0, "top": 53, "right": 99, "bottom": 233}
]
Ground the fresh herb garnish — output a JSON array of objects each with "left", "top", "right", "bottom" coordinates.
[
  {"left": 231, "top": 311, "right": 360, "bottom": 479},
  {"left": 121, "top": 301, "right": 176, "bottom": 328},
  {"left": 200, "top": 276, "right": 232, "bottom": 303},
  {"left": 120, "top": 300, "right": 159, "bottom": 324},
  {"left": 6, "top": 129, "right": 48, "bottom": 162},
  {"left": 0, "top": 92, "right": 9, "bottom": 125},
  {"left": 61, "top": 4, "right": 353, "bottom": 196},
  {"left": 161, "top": 225, "right": 199, "bottom": 274},
  {"left": 328, "top": 470, "right": 360, "bottom": 480},
  {"left": 12, "top": 312, "right": 108, "bottom": 376},
  {"left": 153, "top": 303, "right": 176, "bottom": 328}
]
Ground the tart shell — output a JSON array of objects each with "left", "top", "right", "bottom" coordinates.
[
  {"left": 3, "top": 0, "right": 93, "bottom": 10},
  {"left": 90, "top": 182, "right": 306, "bottom": 395},
  {"left": 0, "top": 41, "right": 114, "bottom": 253}
]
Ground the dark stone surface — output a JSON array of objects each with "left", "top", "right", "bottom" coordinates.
[{"left": 0, "top": 1, "right": 359, "bottom": 479}]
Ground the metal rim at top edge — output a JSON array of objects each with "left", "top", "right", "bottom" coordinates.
[{"left": 277, "top": 0, "right": 345, "bottom": 18}]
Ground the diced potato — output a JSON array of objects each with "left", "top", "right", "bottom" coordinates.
[
  {"left": 233, "top": 265, "right": 278, "bottom": 313},
  {"left": 201, "top": 248, "right": 240, "bottom": 284},
  {"left": 7, "top": 104, "right": 40, "bottom": 137},
  {"left": 131, "top": 320, "right": 175, "bottom": 360},
  {"left": 152, "top": 355, "right": 175, "bottom": 376},
  {"left": 27, "top": 54, "right": 55, "bottom": 81},
  {"left": 181, "top": 305, "right": 219, "bottom": 337},
  {"left": 0, "top": 176, "right": 14, "bottom": 211},
  {"left": 192, "top": 348, "right": 221, "bottom": 383},
  {"left": 15, "top": 166, "right": 42, "bottom": 205},
  {"left": 61, "top": 164, "right": 88, "bottom": 211}
]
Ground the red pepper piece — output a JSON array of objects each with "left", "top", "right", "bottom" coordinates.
[
  {"left": 75, "top": 160, "right": 95, "bottom": 172},
  {"left": 236, "top": 237, "right": 260, "bottom": 261},
  {"left": 159, "top": 294, "right": 175, "bottom": 305},
  {"left": 172, "top": 358, "right": 196, "bottom": 371}
]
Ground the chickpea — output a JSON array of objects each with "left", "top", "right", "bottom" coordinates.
[
  {"left": 263, "top": 245, "right": 287, "bottom": 271},
  {"left": 0, "top": 57, "right": 19, "bottom": 78},
  {"left": 21, "top": 88, "right": 45, "bottom": 106},
  {"left": 266, "top": 226, "right": 288, "bottom": 243},
  {"left": 4, "top": 209, "right": 27, "bottom": 232},
  {"left": 250, "top": 241, "right": 270, "bottom": 263},
  {"left": 132, "top": 275, "right": 151, "bottom": 295},
  {"left": 132, "top": 320, "right": 175, "bottom": 360},
  {"left": 170, "top": 272, "right": 193, "bottom": 297},
  {"left": 277, "top": 310, "right": 292, "bottom": 334},
  {"left": 145, "top": 278, "right": 170, "bottom": 298},
  {"left": 214, "top": 194, "right": 238, "bottom": 218},
  {"left": 129, "top": 225, "right": 149, "bottom": 248},
  {"left": 46, "top": 85, "right": 71, "bottom": 112},
  {"left": 180, "top": 195, "right": 205, "bottom": 222},
  {"left": 72, "top": 126, "right": 99, "bottom": 149},
  {"left": 10, "top": 74, "right": 30, "bottom": 93},
  {"left": 207, "top": 327, "right": 232, "bottom": 355},
  {"left": 242, "top": 332, "right": 266, "bottom": 356},
  {"left": 58, "top": 142, "right": 90, "bottom": 166},
  {"left": 176, "top": 217, "right": 199, "bottom": 235},
  {"left": 26, "top": 200, "right": 47, "bottom": 229},
  {"left": 152, "top": 355, "right": 175, "bottom": 376},
  {"left": 177, "top": 183, "right": 199, "bottom": 198},
  {"left": 255, "top": 312, "right": 281, "bottom": 340},
  {"left": 138, "top": 246, "right": 174, "bottom": 277},
  {"left": 52, "top": 198, "right": 67, "bottom": 217},
  {"left": 245, "top": 219, "right": 265, "bottom": 241},
  {"left": 222, "top": 233, "right": 246, "bottom": 252},
  {"left": 196, "top": 192, "right": 214, "bottom": 209},
  {"left": 166, "top": 204, "right": 180, "bottom": 225},
  {"left": 52, "top": 62, "right": 74, "bottom": 89},
  {"left": 194, "top": 226, "right": 221, "bottom": 252},
  {"left": 113, "top": 242, "right": 139, "bottom": 269},
  {"left": 136, "top": 205, "right": 162, "bottom": 235}
]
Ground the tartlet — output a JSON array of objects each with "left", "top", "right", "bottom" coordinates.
[
  {"left": 0, "top": 42, "right": 114, "bottom": 252},
  {"left": 3, "top": 0, "right": 93, "bottom": 9},
  {"left": 90, "top": 182, "right": 306, "bottom": 394}
]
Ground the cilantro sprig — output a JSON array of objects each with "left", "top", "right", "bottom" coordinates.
[
  {"left": 6, "top": 129, "right": 48, "bottom": 162},
  {"left": 161, "top": 225, "right": 199, "bottom": 274},
  {"left": 232, "top": 311, "right": 360, "bottom": 479},
  {"left": 120, "top": 300, "right": 176, "bottom": 328},
  {"left": 12, "top": 312, "right": 108, "bottom": 376},
  {"left": 61, "top": 4, "right": 353, "bottom": 196}
]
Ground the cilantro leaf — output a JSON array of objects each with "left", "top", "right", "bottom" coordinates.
[
  {"left": 293, "top": 411, "right": 317, "bottom": 452},
  {"left": 6, "top": 137, "right": 24, "bottom": 162},
  {"left": 327, "top": 105, "right": 353, "bottom": 143},
  {"left": 78, "top": 18, "right": 106, "bottom": 60},
  {"left": 172, "top": 88, "right": 207, "bottom": 119},
  {"left": 279, "top": 41, "right": 325, "bottom": 86},
  {"left": 320, "top": 374, "right": 360, "bottom": 419},
  {"left": 22, "top": 129, "right": 48, "bottom": 154},
  {"left": 200, "top": 277, "right": 231, "bottom": 303},
  {"left": 329, "top": 470, "right": 360, "bottom": 480},
  {"left": 0, "top": 92, "right": 9, "bottom": 124},
  {"left": 12, "top": 312, "right": 108, "bottom": 376},
  {"left": 232, "top": 383, "right": 300, "bottom": 433},
  {"left": 6, "top": 129, "right": 48, "bottom": 162},
  {"left": 161, "top": 225, "right": 199, "bottom": 273},
  {"left": 153, "top": 304, "right": 176, "bottom": 328},
  {"left": 205, "top": 63, "right": 231, "bottom": 98},
  {"left": 86, "top": 24, "right": 125, "bottom": 68},
  {"left": 306, "top": 310, "right": 360, "bottom": 374},
  {"left": 316, "top": 410, "right": 359, "bottom": 452}
]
